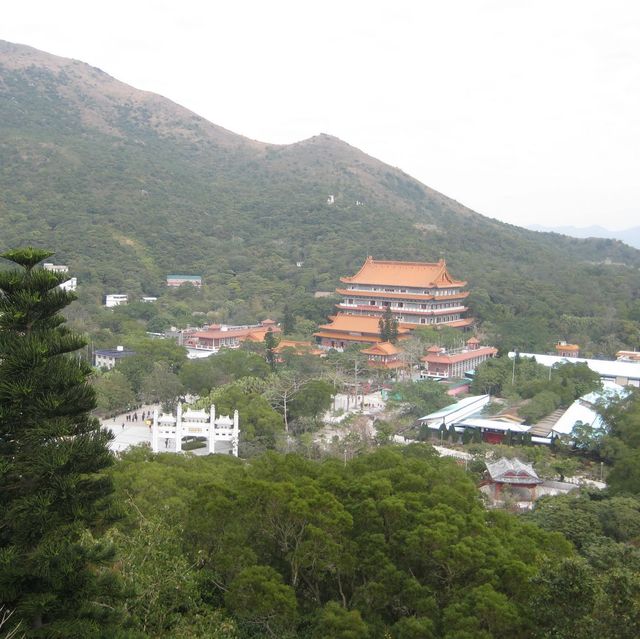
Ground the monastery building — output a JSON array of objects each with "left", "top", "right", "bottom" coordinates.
[{"left": 315, "top": 256, "right": 473, "bottom": 349}]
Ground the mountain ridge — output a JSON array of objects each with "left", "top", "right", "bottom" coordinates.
[
  {"left": 1, "top": 40, "right": 639, "bottom": 353},
  {"left": 527, "top": 223, "right": 640, "bottom": 250}
]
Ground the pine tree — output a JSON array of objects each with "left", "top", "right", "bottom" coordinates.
[
  {"left": 378, "top": 316, "right": 388, "bottom": 342},
  {"left": 389, "top": 315, "right": 399, "bottom": 344},
  {"left": 282, "top": 304, "right": 295, "bottom": 335},
  {"left": 0, "top": 248, "right": 125, "bottom": 637},
  {"left": 379, "top": 306, "right": 399, "bottom": 343},
  {"left": 264, "top": 327, "right": 279, "bottom": 372}
]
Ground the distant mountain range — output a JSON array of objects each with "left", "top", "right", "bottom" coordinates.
[
  {"left": 528, "top": 224, "right": 640, "bottom": 250},
  {"left": 1, "top": 39, "right": 639, "bottom": 354}
]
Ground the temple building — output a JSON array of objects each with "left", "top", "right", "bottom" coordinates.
[
  {"left": 314, "top": 256, "right": 473, "bottom": 349},
  {"left": 420, "top": 338, "right": 498, "bottom": 379},
  {"left": 335, "top": 256, "right": 473, "bottom": 329},
  {"left": 184, "top": 319, "right": 280, "bottom": 358},
  {"left": 481, "top": 458, "right": 544, "bottom": 508},
  {"left": 361, "top": 342, "right": 405, "bottom": 370},
  {"left": 314, "top": 314, "right": 411, "bottom": 350},
  {"left": 273, "top": 340, "right": 325, "bottom": 361},
  {"left": 555, "top": 341, "right": 580, "bottom": 357}
]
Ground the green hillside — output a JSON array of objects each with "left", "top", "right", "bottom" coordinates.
[{"left": 1, "top": 40, "right": 639, "bottom": 354}]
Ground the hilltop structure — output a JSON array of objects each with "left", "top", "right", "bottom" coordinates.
[
  {"left": 167, "top": 274, "right": 202, "bottom": 287},
  {"left": 105, "top": 293, "right": 128, "bottom": 307},
  {"left": 315, "top": 257, "right": 472, "bottom": 349},
  {"left": 43, "top": 262, "right": 77, "bottom": 291}
]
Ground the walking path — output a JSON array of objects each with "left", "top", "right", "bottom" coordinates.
[{"left": 100, "top": 404, "right": 159, "bottom": 452}]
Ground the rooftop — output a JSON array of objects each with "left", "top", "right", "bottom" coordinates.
[
  {"left": 555, "top": 342, "right": 580, "bottom": 351},
  {"left": 422, "top": 345, "right": 498, "bottom": 364},
  {"left": 486, "top": 458, "right": 542, "bottom": 484},
  {"left": 273, "top": 340, "right": 324, "bottom": 355},
  {"left": 194, "top": 324, "right": 281, "bottom": 342},
  {"left": 361, "top": 341, "right": 402, "bottom": 356},
  {"left": 508, "top": 352, "right": 640, "bottom": 382},
  {"left": 420, "top": 394, "right": 491, "bottom": 422},
  {"left": 340, "top": 256, "right": 466, "bottom": 289},
  {"left": 94, "top": 348, "right": 135, "bottom": 358},
  {"left": 316, "top": 314, "right": 411, "bottom": 336}
]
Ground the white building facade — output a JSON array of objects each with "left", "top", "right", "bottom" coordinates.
[
  {"left": 105, "top": 294, "right": 128, "bottom": 307},
  {"left": 152, "top": 404, "right": 240, "bottom": 456}
]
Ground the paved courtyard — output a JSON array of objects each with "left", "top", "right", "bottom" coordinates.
[{"left": 100, "top": 405, "right": 227, "bottom": 456}]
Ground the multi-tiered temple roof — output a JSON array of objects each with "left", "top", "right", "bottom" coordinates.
[
  {"left": 335, "top": 257, "right": 472, "bottom": 330},
  {"left": 315, "top": 257, "right": 473, "bottom": 350},
  {"left": 340, "top": 256, "right": 466, "bottom": 289}
]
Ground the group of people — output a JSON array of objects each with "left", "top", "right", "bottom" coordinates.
[
  {"left": 125, "top": 411, "right": 148, "bottom": 422},
  {"left": 118, "top": 409, "right": 152, "bottom": 430}
]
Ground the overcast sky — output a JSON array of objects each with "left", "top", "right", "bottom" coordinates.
[{"left": 2, "top": 1, "right": 639, "bottom": 230}]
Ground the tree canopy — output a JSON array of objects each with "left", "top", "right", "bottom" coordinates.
[{"left": 0, "top": 248, "right": 126, "bottom": 637}]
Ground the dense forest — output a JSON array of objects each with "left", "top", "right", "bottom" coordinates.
[
  {"left": 1, "top": 40, "right": 640, "bottom": 355},
  {"left": 3, "top": 247, "right": 640, "bottom": 638}
]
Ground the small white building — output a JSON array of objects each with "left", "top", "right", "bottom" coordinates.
[
  {"left": 166, "top": 275, "right": 202, "bottom": 287},
  {"left": 59, "top": 277, "right": 77, "bottom": 292},
  {"left": 43, "top": 262, "right": 69, "bottom": 274},
  {"left": 141, "top": 296, "right": 158, "bottom": 303},
  {"left": 152, "top": 404, "right": 239, "bottom": 456},
  {"left": 105, "top": 294, "right": 128, "bottom": 307},
  {"left": 94, "top": 345, "right": 136, "bottom": 369},
  {"left": 43, "top": 263, "right": 76, "bottom": 291}
]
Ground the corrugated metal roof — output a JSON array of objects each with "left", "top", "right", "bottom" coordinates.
[{"left": 508, "top": 352, "right": 640, "bottom": 382}]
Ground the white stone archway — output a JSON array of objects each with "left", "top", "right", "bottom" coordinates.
[{"left": 151, "top": 404, "right": 239, "bottom": 456}]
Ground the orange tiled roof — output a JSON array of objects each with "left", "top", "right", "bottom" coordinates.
[
  {"left": 446, "top": 318, "right": 475, "bottom": 328},
  {"left": 314, "top": 331, "right": 385, "bottom": 344},
  {"left": 617, "top": 350, "right": 640, "bottom": 361},
  {"left": 361, "top": 342, "right": 402, "bottom": 356},
  {"left": 274, "top": 340, "right": 324, "bottom": 356},
  {"left": 555, "top": 343, "right": 580, "bottom": 352},
  {"left": 194, "top": 325, "right": 281, "bottom": 341},
  {"left": 317, "top": 314, "right": 411, "bottom": 336},
  {"left": 340, "top": 256, "right": 466, "bottom": 289}
]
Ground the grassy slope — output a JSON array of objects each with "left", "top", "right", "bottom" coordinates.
[{"left": 1, "top": 40, "right": 639, "bottom": 353}]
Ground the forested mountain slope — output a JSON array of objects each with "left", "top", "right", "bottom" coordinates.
[{"left": 1, "top": 40, "right": 639, "bottom": 353}]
